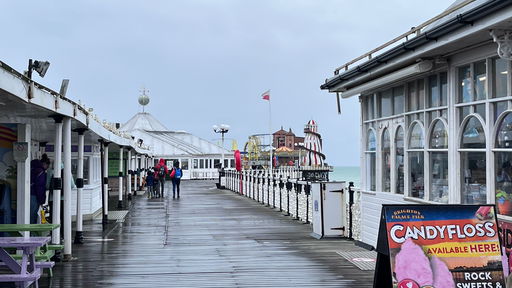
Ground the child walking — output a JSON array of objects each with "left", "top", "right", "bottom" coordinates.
[{"left": 146, "top": 168, "right": 154, "bottom": 199}]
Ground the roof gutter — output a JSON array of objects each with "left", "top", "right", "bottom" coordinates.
[
  {"left": 320, "top": 0, "right": 511, "bottom": 91},
  {"left": 338, "top": 60, "right": 433, "bottom": 99}
]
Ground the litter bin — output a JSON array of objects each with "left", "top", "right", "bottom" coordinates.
[
  {"left": 216, "top": 168, "right": 226, "bottom": 189},
  {"left": 310, "top": 181, "right": 346, "bottom": 239}
]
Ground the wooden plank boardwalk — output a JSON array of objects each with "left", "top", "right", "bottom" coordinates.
[{"left": 38, "top": 180, "right": 374, "bottom": 287}]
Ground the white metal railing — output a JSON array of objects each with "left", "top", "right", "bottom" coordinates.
[{"left": 224, "top": 168, "right": 363, "bottom": 240}]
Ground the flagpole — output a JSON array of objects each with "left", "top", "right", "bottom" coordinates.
[{"left": 269, "top": 97, "right": 272, "bottom": 173}]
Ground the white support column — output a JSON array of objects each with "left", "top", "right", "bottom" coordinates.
[
  {"left": 52, "top": 119, "right": 63, "bottom": 244},
  {"left": 74, "top": 129, "right": 86, "bottom": 244},
  {"left": 134, "top": 154, "right": 138, "bottom": 195},
  {"left": 62, "top": 117, "right": 72, "bottom": 259},
  {"left": 140, "top": 154, "right": 145, "bottom": 189},
  {"left": 118, "top": 146, "right": 124, "bottom": 209},
  {"left": 127, "top": 149, "right": 132, "bottom": 199},
  {"left": 16, "top": 124, "right": 31, "bottom": 229},
  {"left": 103, "top": 144, "right": 109, "bottom": 220}
]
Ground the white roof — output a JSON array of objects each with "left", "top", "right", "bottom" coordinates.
[
  {"left": 120, "top": 111, "right": 230, "bottom": 157},
  {"left": 120, "top": 112, "right": 168, "bottom": 132}
]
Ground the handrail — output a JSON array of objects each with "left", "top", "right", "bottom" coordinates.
[{"left": 333, "top": 0, "right": 476, "bottom": 75}]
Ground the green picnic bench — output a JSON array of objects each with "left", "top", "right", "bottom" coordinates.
[{"left": 0, "top": 224, "right": 62, "bottom": 277}]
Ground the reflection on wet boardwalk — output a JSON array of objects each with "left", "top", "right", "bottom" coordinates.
[{"left": 42, "top": 181, "right": 373, "bottom": 287}]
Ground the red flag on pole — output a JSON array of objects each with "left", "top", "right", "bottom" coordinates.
[{"left": 261, "top": 90, "right": 270, "bottom": 101}]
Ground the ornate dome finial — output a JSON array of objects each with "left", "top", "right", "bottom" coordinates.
[{"left": 138, "top": 88, "right": 150, "bottom": 112}]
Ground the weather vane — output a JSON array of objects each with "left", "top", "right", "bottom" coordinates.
[{"left": 138, "top": 87, "right": 150, "bottom": 112}]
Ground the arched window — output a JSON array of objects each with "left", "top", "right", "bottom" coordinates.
[
  {"left": 365, "top": 129, "right": 376, "bottom": 191},
  {"left": 408, "top": 122, "right": 424, "bottom": 198},
  {"left": 495, "top": 112, "right": 512, "bottom": 216},
  {"left": 382, "top": 129, "right": 391, "bottom": 192},
  {"left": 460, "top": 116, "right": 486, "bottom": 204},
  {"left": 429, "top": 120, "right": 448, "bottom": 203},
  {"left": 461, "top": 117, "right": 486, "bottom": 148},
  {"left": 395, "top": 127, "right": 404, "bottom": 194}
]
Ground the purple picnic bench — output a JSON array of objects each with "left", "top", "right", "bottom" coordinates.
[{"left": 0, "top": 236, "right": 52, "bottom": 288}]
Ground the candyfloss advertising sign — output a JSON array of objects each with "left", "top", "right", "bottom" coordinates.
[{"left": 373, "top": 205, "right": 506, "bottom": 288}]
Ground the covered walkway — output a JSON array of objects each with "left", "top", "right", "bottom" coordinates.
[{"left": 42, "top": 180, "right": 374, "bottom": 287}]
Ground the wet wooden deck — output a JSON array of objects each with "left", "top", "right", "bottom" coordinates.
[{"left": 40, "top": 180, "right": 374, "bottom": 287}]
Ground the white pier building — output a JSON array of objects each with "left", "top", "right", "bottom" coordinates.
[{"left": 321, "top": 0, "right": 512, "bottom": 249}]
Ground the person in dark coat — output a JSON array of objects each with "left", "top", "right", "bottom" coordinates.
[
  {"left": 170, "top": 161, "right": 183, "bottom": 198},
  {"left": 30, "top": 154, "right": 50, "bottom": 224},
  {"left": 146, "top": 168, "right": 155, "bottom": 198},
  {"left": 154, "top": 159, "right": 168, "bottom": 197}
]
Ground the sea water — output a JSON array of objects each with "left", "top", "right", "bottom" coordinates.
[{"left": 330, "top": 166, "right": 361, "bottom": 187}]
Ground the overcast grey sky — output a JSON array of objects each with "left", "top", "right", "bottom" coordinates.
[{"left": 2, "top": 0, "right": 450, "bottom": 166}]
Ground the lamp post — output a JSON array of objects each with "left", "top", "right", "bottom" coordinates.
[{"left": 213, "top": 124, "right": 230, "bottom": 168}]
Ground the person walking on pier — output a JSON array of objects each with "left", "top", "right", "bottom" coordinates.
[
  {"left": 154, "top": 159, "right": 168, "bottom": 197},
  {"left": 146, "top": 168, "right": 155, "bottom": 198},
  {"left": 30, "top": 154, "right": 50, "bottom": 224},
  {"left": 170, "top": 161, "right": 182, "bottom": 198}
]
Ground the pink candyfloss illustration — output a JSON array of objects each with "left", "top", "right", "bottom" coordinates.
[
  {"left": 430, "top": 256, "right": 455, "bottom": 288},
  {"left": 503, "top": 247, "right": 509, "bottom": 277},
  {"left": 395, "top": 238, "right": 433, "bottom": 286}
]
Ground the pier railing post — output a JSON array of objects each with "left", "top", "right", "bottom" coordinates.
[
  {"left": 294, "top": 181, "right": 299, "bottom": 220},
  {"left": 285, "top": 177, "right": 291, "bottom": 216},
  {"left": 296, "top": 183, "right": 303, "bottom": 222},
  {"left": 272, "top": 174, "right": 277, "bottom": 209},
  {"left": 278, "top": 177, "right": 284, "bottom": 212},
  {"left": 348, "top": 181, "right": 355, "bottom": 240},
  {"left": 305, "top": 183, "right": 311, "bottom": 223},
  {"left": 256, "top": 171, "right": 260, "bottom": 203}
]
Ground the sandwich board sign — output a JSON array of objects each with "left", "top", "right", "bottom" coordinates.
[{"left": 373, "top": 204, "right": 506, "bottom": 288}]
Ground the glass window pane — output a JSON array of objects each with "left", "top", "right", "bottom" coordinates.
[
  {"left": 193, "top": 159, "right": 199, "bottom": 169},
  {"left": 409, "top": 151, "right": 424, "bottom": 198},
  {"left": 459, "top": 106, "right": 471, "bottom": 124},
  {"left": 367, "top": 130, "right": 376, "bottom": 151},
  {"left": 408, "top": 123, "right": 424, "bottom": 149},
  {"left": 395, "top": 127, "right": 404, "bottom": 194},
  {"left": 407, "top": 82, "right": 417, "bottom": 112},
  {"left": 382, "top": 129, "right": 391, "bottom": 192},
  {"left": 429, "top": 75, "right": 440, "bottom": 107},
  {"left": 366, "top": 95, "right": 374, "bottom": 120},
  {"left": 200, "top": 159, "right": 204, "bottom": 169},
  {"left": 366, "top": 152, "right": 376, "bottom": 191},
  {"left": 496, "top": 152, "right": 512, "bottom": 216},
  {"left": 474, "top": 61, "right": 487, "bottom": 100},
  {"left": 439, "top": 72, "right": 447, "bottom": 107},
  {"left": 430, "top": 152, "right": 448, "bottom": 203},
  {"left": 380, "top": 90, "right": 392, "bottom": 117},
  {"left": 461, "top": 152, "right": 486, "bottom": 204},
  {"left": 459, "top": 65, "right": 472, "bottom": 103},
  {"left": 495, "top": 101, "right": 508, "bottom": 123},
  {"left": 475, "top": 104, "right": 485, "bottom": 121},
  {"left": 430, "top": 120, "right": 448, "bottom": 149},
  {"left": 181, "top": 159, "right": 189, "bottom": 170},
  {"left": 418, "top": 79, "right": 425, "bottom": 109},
  {"left": 461, "top": 117, "right": 486, "bottom": 148},
  {"left": 496, "top": 113, "right": 512, "bottom": 148},
  {"left": 393, "top": 86, "right": 404, "bottom": 115},
  {"left": 494, "top": 58, "right": 508, "bottom": 98}
]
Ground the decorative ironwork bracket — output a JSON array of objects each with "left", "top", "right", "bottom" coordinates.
[{"left": 490, "top": 29, "right": 512, "bottom": 60}]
